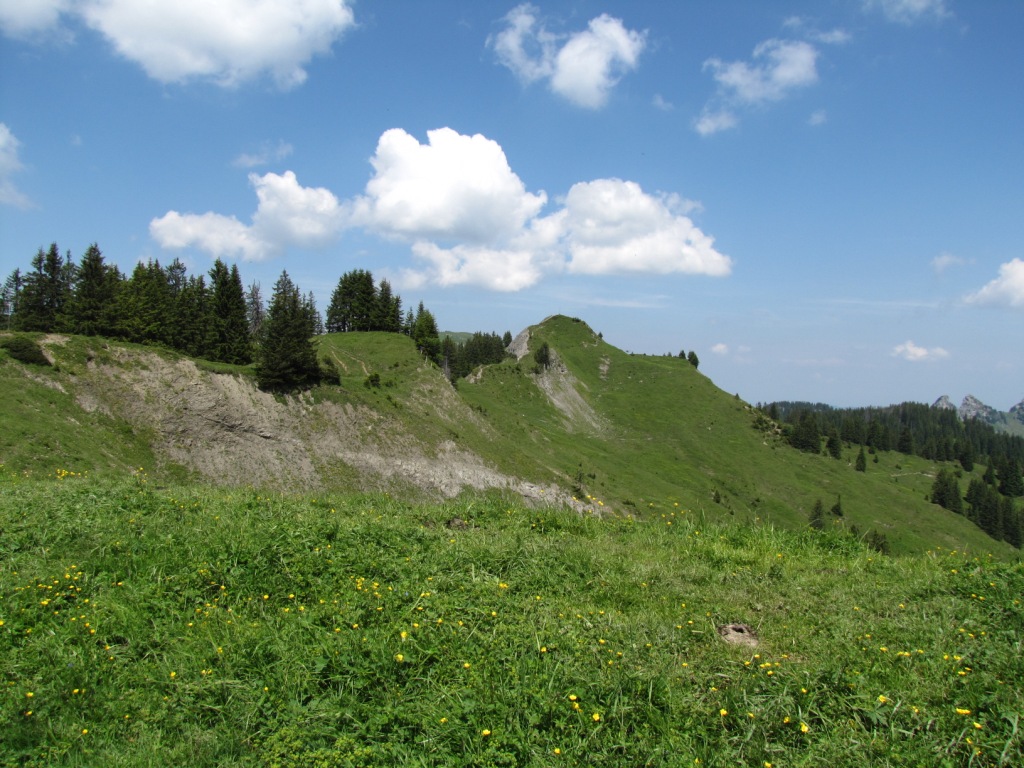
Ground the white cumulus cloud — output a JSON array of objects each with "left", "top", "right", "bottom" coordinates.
[
  {"left": 151, "top": 127, "right": 731, "bottom": 293},
  {"left": 1, "top": 0, "right": 355, "bottom": 89},
  {"left": 963, "top": 258, "right": 1024, "bottom": 309},
  {"left": 560, "top": 179, "right": 732, "bottom": 277},
  {"left": 697, "top": 38, "right": 823, "bottom": 135},
  {"left": 490, "top": 4, "right": 646, "bottom": 109},
  {"left": 349, "top": 127, "right": 547, "bottom": 244},
  {"left": 711, "top": 343, "right": 729, "bottom": 355},
  {"left": 0, "top": 123, "right": 32, "bottom": 209},
  {"left": 150, "top": 170, "right": 343, "bottom": 261},
  {"left": 891, "top": 340, "right": 950, "bottom": 362}
]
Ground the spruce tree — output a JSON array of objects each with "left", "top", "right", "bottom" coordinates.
[
  {"left": 66, "top": 241, "right": 120, "bottom": 335},
  {"left": 998, "top": 459, "right": 1023, "bottom": 498},
  {"left": 256, "top": 271, "right": 320, "bottom": 391},
  {"left": 930, "top": 468, "right": 964, "bottom": 515},
  {"left": 826, "top": 429, "right": 842, "bottom": 460},
  {"left": 809, "top": 499, "right": 826, "bottom": 530},
  {"left": 1, "top": 268, "right": 24, "bottom": 329},
  {"left": 411, "top": 302, "right": 441, "bottom": 364},
  {"left": 830, "top": 495, "right": 843, "bottom": 518},
  {"left": 790, "top": 411, "right": 821, "bottom": 454},
  {"left": 246, "top": 281, "right": 265, "bottom": 343},
  {"left": 14, "top": 244, "right": 74, "bottom": 332},
  {"left": 208, "top": 260, "right": 252, "bottom": 364},
  {"left": 855, "top": 446, "right": 867, "bottom": 472}
]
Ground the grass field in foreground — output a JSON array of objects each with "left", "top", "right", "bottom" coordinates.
[{"left": 1, "top": 470, "right": 1021, "bottom": 767}]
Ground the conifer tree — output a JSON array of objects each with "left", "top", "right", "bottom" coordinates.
[
  {"left": 830, "top": 495, "right": 843, "bottom": 518},
  {"left": 66, "top": 244, "right": 121, "bottom": 337},
  {"left": 208, "top": 260, "right": 252, "bottom": 364},
  {"left": 826, "top": 428, "right": 842, "bottom": 460},
  {"left": 1, "top": 268, "right": 24, "bottom": 329},
  {"left": 374, "top": 278, "right": 402, "bottom": 333},
  {"left": 997, "top": 458, "right": 1023, "bottom": 498},
  {"left": 246, "top": 281, "right": 265, "bottom": 343},
  {"left": 304, "top": 291, "right": 324, "bottom": 336},
  {"left": 411, "top": 302, "right": 441, "bottom": 363},
  {"left": 184, "top": 275, "right": 218, "bottom": 358},
  {"left": 930, "top": 468, "right": 963, "bottom": 515},
  {"left": 855, "top": 445, "right": 867, "bottom": 472},
  {"left": 115, "top": 260, "right": 174, "bottom": 345},
  {"left": 790, "top": 411, "right": 821, "bottom": 454},
  {"left": 14, "top": 244, "right": 74, "bottom": 332},
  {"left": 256, "top": 271, "right": 320, "bottom": 391},
  {"left": 809, "top": 499, "right": 826, "bottom": 529}
]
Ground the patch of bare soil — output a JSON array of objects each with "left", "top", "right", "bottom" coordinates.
[{"left": 717, "top": 623, "right": 760, "bottom": 648}]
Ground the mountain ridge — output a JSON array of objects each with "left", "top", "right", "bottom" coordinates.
[
  {"left": 933, "top": 393, "right": 1024, "bottom": 436},
  {"left": 0, "top": 317, "right": 1019, "bottom": 556}
]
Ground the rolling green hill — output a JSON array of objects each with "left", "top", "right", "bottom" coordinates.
[{"left": 0, "top": 317, "right": 1018, "bottom": 557}]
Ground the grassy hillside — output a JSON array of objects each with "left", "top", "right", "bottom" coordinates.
[
  {"left": 0, "top": 321, "right": 1018, "bottom": 557},
  {"left": 457, "top": 317, "right": 1017, "bottom": 557},
  {"left": 1, "top": 473, "right": 1020, "bottom": 766}
]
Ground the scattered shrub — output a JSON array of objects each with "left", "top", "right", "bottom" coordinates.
[{"left": 0, "top": 335, "right": 51, "bottom": 366}]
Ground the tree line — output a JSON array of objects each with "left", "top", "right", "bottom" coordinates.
[
  {"left": 761, "top": 400, "right": 1023, "bottom": 548},
  {"left": 765, "top": 400, "right": 1024, "bottom": 468},
  {"left": 1, "top": 243, "right": 444, "bottom": 391}
]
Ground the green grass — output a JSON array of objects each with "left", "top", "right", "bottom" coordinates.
[{"left": 2, "top": 471, "right": 1021, "bottom": 766}]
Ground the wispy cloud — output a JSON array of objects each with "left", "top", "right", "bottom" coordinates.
[
  {"left": 651, "top": 93, "right": 673, "bottom": 112},
  {"left": 931, "top": 251, "right": 968, "bottom": 274},
  {"left": 490, "top": 3, "right": 646, "bottom": 109},
  {"left": 863, "top": 0, "right": 950, "bottom": 25},
  {"left": 233, "top": 140, "right": 295, "bottom": 169}
]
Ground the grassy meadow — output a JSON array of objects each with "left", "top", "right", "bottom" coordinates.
[{"left": 2, "top": 469, "right": 1021, "bottom": 767}]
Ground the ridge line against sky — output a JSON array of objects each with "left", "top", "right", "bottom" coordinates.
[{"left": 1, "top": 0, "right": 1022, "bottom": 408}]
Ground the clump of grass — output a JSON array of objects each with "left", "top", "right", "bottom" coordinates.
[{"left": 1, "top": 473, "right": 1021, "bottom": 766}]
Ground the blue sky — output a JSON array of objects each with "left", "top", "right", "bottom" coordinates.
[{"left": 1, "top": 0, "right": 1022, "bottom": 408}]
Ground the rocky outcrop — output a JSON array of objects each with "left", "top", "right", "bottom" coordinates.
[
  {"left": 933, "top": 395, "right": 955, "bottom": 410},
  {"left": 1010, "top": 399, "right": 1024, "bottom": 427},
  {"left": 959, "top": 394, "right": 1001, "bottom": 424}
]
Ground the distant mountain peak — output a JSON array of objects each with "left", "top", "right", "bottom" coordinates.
[
  {"left": 960, "top": 394, "right": 999, "bottom": 423},
  {"left": 933, "top": 395, "right": 955, "bottom": 410},
  {"left": 1010, "top": 398, "right": 1024, "bottom": 426}
]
